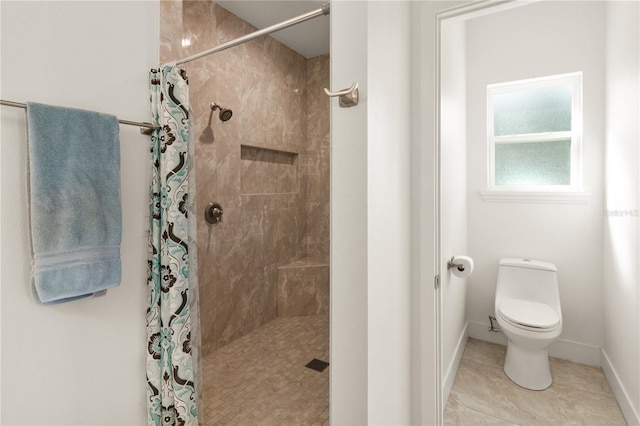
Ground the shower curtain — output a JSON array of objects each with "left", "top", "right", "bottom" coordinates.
[{"left": 146, "top": 65, "right": 200, "bottom": 426}]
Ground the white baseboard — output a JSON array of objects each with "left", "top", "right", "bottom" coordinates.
[
  {"left": 601, "top": 349, "right": 640, "bottom": 426},
  {"left": 467, "top": 320, "right": 601, "bottom": 366},
  {"left": 548, "top": 338, "right": 601, "bottom": 366},
  {"left": 443, "top": 322, "right": 469, "bottom": 404}
]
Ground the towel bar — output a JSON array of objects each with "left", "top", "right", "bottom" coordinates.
[{"left": 0, "top": 99, "right": 160, "bottom": 134}]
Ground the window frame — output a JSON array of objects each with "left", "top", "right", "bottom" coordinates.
[{"left": 485, "top": 72, "right": 584, "bottom": 197}]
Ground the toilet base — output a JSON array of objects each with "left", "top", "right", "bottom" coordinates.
[{"left": 504, "top": 341, "right": 552, "bottom": 390}]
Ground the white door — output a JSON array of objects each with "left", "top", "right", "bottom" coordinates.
[{"left": 439, "top": 15, "right": 469, "bottom": 407}]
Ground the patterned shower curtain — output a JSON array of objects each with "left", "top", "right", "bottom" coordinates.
[{"left": 146, "top": 65, "right": 199, "bottom": 426}]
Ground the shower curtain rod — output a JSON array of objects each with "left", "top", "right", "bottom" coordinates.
[
  {"left": 0, "top": 99, "right": 160, "bottom": 134},
  {"left": 172, "top": 3, "right": 330, "bottom": 66}
]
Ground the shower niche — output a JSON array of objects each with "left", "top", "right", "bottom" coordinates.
[{"left": 240, "top": 145, "right": 299, "bottom": 195}]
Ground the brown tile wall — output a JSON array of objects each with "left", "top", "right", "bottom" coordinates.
[
  {"left": 277, "top": 259, "right": 330, "bottom": 317},
  {"left": 305, "top": 55, "right": 331, "bottom": 260},
  {"left": 160, "top": 1, "right": 329, "bottom": 356}
]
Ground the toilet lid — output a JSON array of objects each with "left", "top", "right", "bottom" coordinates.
[{"left": 498, "top": 298, "right": 560, "bottom": 329}]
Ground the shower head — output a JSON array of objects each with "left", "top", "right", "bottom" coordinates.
[{"left": 211, "top": 103, "right": 233, "bottom": 122}]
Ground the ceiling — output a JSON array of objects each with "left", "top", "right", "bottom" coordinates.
[{"left": 215, "top": 1, "right": 330, "bottom": 58}]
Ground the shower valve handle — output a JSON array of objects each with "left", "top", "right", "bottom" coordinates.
[{"left": 205, "top": 202, "right": 224, "bottom": 224}]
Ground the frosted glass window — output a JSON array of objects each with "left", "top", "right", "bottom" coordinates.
[
  {"left": 495, "top": 140, "right": 571, "bottom": 185},
  {"left": 494, "top": 86, "right": 572, "bottom": 136},
  {"left": 487, "top": 73, "right": 582, "bottom": 192}
]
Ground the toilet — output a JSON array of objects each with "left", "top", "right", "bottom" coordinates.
[{"left": 494, "top": 258, "right": 562, "bottom": 390}]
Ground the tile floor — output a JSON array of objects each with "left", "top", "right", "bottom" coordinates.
[
  {"left": 200, "top": 315, "right": 329, "bottom": 425},
  {"left": 445, "top": 338, "right": 627, "bottom": 425}
]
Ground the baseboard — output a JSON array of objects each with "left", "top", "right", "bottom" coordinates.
[
  {"left": 443, "top": 322, "right": 469, "bottom": 404},
  {"left": 467, "top": 320, "right": 601, "bottom": 366},
  {"left": 548, "top": 338, "right": 601, "bottom": 366},
  {"left": 601, "top": 349, "right": 640, "bottom": 426}
]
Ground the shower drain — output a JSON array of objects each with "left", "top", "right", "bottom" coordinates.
[{"left": 305, "top": 358, "right": 329, "bottom": 372}]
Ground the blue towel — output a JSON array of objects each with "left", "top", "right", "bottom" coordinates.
[{"left": 27, "top": 102, "right": 122, "bottom": 304}]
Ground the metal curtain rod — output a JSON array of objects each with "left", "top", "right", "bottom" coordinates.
[
  {"left": 0, "top": 99, "right": 159, "bottom": 134},
  {"left": 173, "top": 3, "right": 330, "bottom": 66}
]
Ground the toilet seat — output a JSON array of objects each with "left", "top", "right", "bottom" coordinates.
[{"left": 498, "top": 298, "right": 560, "bottom": 331}]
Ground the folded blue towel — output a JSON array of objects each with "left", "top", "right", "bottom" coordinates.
[{"left": 27, "top": 102, "right": 122, "bottom": 304}]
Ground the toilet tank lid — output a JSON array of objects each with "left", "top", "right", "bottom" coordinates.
[{"left": 499, "top": 258, "right": 557, "bottom": 272}]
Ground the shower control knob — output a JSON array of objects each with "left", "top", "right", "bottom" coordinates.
[{"left": 205, "top": 202, "right": 224, "bottom": 224}]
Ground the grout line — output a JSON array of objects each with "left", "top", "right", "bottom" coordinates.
[{"left": 452, "top": 401, "right": 522, "bottom": 426}]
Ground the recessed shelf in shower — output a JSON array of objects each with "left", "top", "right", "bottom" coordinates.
[{"left": 240, "top": 144, "right": 299, "bottom": 195}]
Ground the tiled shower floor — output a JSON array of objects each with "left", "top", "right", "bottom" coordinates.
[
  {"left": 445, "top": 338, "right": 627, "bottom": 425},
  {"left": 201, "top": 315, "right": 329, "bottom": 425}
]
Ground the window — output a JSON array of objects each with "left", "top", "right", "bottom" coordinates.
[{"left": 485, "top": 73, "right": 585, "bottom": 201}]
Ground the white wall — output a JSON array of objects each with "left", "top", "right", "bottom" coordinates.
[
  {"left": 331, "top": 1, "right": 414, "bottom": 424},
  {"left": 440, "top": 20, "right": 468, "bottom": 401},
  {"left": 0, "top": 2, "right": 158, "bottom": 424},
  {"left": 465, "top": 1, "right": 605, "bottom": 365},
  {"left": 602, "top": 1, "right": 640, "bottom": 424},
  {"left": 330, "top": 1, "right": 369, "bottom": 424},
  {"left": 367, "top": 2, "right": 412, "bottom": 424}
]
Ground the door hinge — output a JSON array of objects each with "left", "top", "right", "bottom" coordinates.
[{"left": 434, "top": 274, "right": 441, "bottom": 289}]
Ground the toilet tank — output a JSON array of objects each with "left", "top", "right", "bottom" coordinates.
[{"left": 495, "top": 258, "right": 561, "bottom": 312}]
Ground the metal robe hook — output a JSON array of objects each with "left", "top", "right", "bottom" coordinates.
[{"left": 324, "top": 82, "right": 359, "bottom": 108}]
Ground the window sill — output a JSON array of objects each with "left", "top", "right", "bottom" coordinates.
[{"left": 480, "top": 190, "right": 591, "bottom": 204}]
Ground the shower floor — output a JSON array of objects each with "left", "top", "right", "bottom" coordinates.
[{"left": 201, "top": 315, "right": 329, "bottom": 425}]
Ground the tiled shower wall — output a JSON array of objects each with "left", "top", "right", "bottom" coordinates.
[
  {"left": 305, "top": 55, "right": 330, "bottom": 260},
  {"left": 161, "top": 1, "right": 329, "bottom": 356}
]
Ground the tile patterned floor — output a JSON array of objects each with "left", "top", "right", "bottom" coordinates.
[
  {"left": 445, "top": 338, "right": 627, "bottom": 425},
  {"left": 201, "top": 315, "right": 329, "bottom": 425}
]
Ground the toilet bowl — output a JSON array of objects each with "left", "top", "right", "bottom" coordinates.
[{"left": 494, "top": 258, "right": 562, "bottom": 390}]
